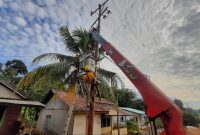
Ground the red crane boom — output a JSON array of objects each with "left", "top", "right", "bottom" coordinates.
[{"left": 91, "top": 30, "right": 186, "bottom": 135}]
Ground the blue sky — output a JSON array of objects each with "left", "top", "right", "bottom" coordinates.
[{"left": 0, "top": 0, "right": 200, "bottom": 109}]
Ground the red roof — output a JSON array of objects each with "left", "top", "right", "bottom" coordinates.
[{"left": 53, "top": 91, "right": 130, "bottom": 115}]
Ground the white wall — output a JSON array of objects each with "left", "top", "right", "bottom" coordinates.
[
  {"left": 73, "top": 113, "right": 101, "bottom": 135},
  {"left": 73, "top": 113, "right": 87, "bottom": 135},
  {"left": 36, "top": 96, "right": 69, "bottom": 135},
  {"left": 93, "top": 114, "right": 101, "bottom": 135}
]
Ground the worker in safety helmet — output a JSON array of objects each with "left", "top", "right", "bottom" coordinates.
[{"left": 81, "top": 65, "right": 95, "bottom": 83}]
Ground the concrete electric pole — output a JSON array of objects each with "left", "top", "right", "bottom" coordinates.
[{"left": 88, "top": 0, "right": 111, "bottom": 135}]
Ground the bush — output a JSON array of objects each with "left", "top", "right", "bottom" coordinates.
[
  {"left": 127, "top": 120, "right": 139, "bottom": 134},
  {"left": 183, "top": 111, "right": 200, "bottom": 127}
]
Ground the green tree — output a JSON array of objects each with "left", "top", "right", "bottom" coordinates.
[
  {"left": 0, "top": 59, "right": 28, "bottom": 86},
  {"left": 131, "top": 99, "right": 145, "bottom": 111},
  {"left": 5, "top": 59, "right": 28, "bottom": 75},
  {"left": 174, "top": 98, "right": 184, "bottom": 110},
  {"left": 173, "top": 98, "right": 200, "bottom": 127},
  {"left": 17, "top": 27, "right": 119, "bottom": 100},
  {"left": 116, "top": 88, "right": 136, "bottom": 107},
  {"left": 183, "top": 111, "right": 200, "bottom": 127},
  {"left": 112, "top": 88, "right": 145, "bottom": 110}
]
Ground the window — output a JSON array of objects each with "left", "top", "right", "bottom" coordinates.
[
  {"left": 0, "top": 106, "right": 6, "bottom": 127},
  {"left": 101, "top": 116, "right": 111, "bottom": 127},
  {"left": 135, "top": 117, "right": 138, "bottom": 122},
  {"left": 120, "top": 116, "right": 124, "bottom": 122}
]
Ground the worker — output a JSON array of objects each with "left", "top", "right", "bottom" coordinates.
[{"left": 81, "top": 65, "right": 95, "bottom": 83}]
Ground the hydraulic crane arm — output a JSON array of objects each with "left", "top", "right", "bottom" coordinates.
[{"left": 91, "top": 30, "right": 186, "bottom": 135}]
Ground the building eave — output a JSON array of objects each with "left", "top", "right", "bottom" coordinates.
[
  {"left": 0, "top": 98, "right": 45, "bottom": 108},
  {"left": 0, "top": 80, "right": 26, "bottom": 99}
]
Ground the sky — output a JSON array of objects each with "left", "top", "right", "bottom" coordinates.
[{"left": 0, "top": 0, "right": 200, "bottom": 109}]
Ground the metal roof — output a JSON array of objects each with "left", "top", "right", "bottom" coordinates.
[
  {"left": 55, "top": 91, "right": 116, "bottom": 112},
  {"left": 0, "top": 98, "right": 45, "bottom": 108},
  {"left": 43, "top": 90, "right": 130, "bottom": 115},
  {"left": 120, "top": 107, "right": 146, "bottom": 116}
]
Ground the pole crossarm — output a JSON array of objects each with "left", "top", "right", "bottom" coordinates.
[
  {"left": 90, "top": 0, "right": 111, "bottom": 29},
  {"left": 90, "top": 0, "right": 109, "bottom": 16}
]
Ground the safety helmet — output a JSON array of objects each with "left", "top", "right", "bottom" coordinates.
[{"left": 83, "top": 65, "right": 91, "bottom": 72}]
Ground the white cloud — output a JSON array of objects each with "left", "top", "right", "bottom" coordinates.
[
  {"left": 34, "top": 23, "right": 42, "bottom": 34},
  {"left": 0, "top": 0, "right": 200, "bottom": 109},
  {"left": 44, "top": 0, "right": 57, "bottom": 7},
  {"left": 36, "top": 7, "right": 48, "bottom": 18},
  {"left": 14, "top": 16, "right": 27, "bottom": 26},
  {"left": 0, "top": 0, "right": 3, "bottom": 7}
]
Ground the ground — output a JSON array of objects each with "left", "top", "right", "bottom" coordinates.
[{"left": 186, "top": 126, "right": 200, "bottom": 135}]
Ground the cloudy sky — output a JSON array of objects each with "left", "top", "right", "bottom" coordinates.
[{"left": 0, "top": 0, "right": 200, "bottom": 109}]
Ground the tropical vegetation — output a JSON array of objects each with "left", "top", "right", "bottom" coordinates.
[
  {"left": 0, "top": 59, "right": 28, "bottom": 86},
  {"left": 174, "top": 98, "right": 200, "bottom": 127},
  {"left": 17, "top": 26, "right": 120, "bottom": 101}
]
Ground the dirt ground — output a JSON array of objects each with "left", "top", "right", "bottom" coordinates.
[{"left": 186, "top": 126, "right": 200, "bottom": 135}]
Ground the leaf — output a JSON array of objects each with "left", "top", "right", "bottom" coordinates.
[
  {"left": 60, "top": 26, "right": 80, "bottom": 53},
  {"left": 97, "top": 67, "right": 120, "bottom": 87},
  {"left": 32, "top": 53, "right": 78, "bottom": 64},
  {"left": 17, "top": 61, "right": 73, "bottom": 90}
]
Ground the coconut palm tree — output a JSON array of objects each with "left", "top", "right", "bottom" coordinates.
[
  {"left": 17, "top": 27, "right": 119, "bottom": 91},
  {"left": 17, "top": 26, "right": 120, "bottom": 134}
]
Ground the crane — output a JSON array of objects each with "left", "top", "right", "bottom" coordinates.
[{"left": 90, "top": 29, "right": 186, "bottom": 135}]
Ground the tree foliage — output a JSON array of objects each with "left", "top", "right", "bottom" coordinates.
[
  {"left": 117, "top": 88, "right": 136, "bottom": 107},
  {"left": 17, "top": 26, "right": 120, "bottom": 101},
  {"left": 183, "top": 111, "right": 200, "bottom": 127},
  {"left": 0, "top": 59, "right": 28, "bottom": 86},
  {"left": 174, "top": 98, "right": 200, "bottom": 127},
  {"left": 131, "top": 99, "right": 145, "bottom": 111},
  {"left": 127, "top": 119, "right": 139, "bottom": 133},
  {"left": 174, "top": 98, "right": 184, "bottom": 110},
  {"left": 108, "top": 88, "right": 145, "bottom": 111}
]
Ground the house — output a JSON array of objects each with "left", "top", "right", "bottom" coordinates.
[
  {"left": 121, "top": 107, "right": 148, "bottom": 128},
  {"left": 0, "top": 80, "right": 45, "bottom": 134},
  {"left": 36, "top": 90, "right": 131, "bottom": 135}
]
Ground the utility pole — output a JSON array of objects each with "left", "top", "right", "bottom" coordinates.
[
  {"left": 117, "top": 91, "right": 120, "bottom": 135},
  {"left": 88, "top": 0, "right": 111, "bottom": 135}
]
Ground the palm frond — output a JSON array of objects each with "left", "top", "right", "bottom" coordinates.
[
  {"left": 97, "top": 76, "right": 116, "bottom": 102},
  {"left": 97, "top": 67, "right": 119, "bottom": 86},
  {"left": 17, "top": 72, "right": 36, "bottom": 90},
  {"left": 34, "top": 61, "right": 72, "bottom": 79},
  {"left": 72, "top": 28, "right": 95, "bottom": 53},
  {"left": 59, "top": 26, "right": 80, "bottom": 53},
  {"left": 31, "top": 74, "right": 53, "bottom": 90},
  {"left": 17, "top": 61, "right": 72, "bottom": 90},
  {"left": 32, "top": 53, "right": 78, "bottom": 64}
]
